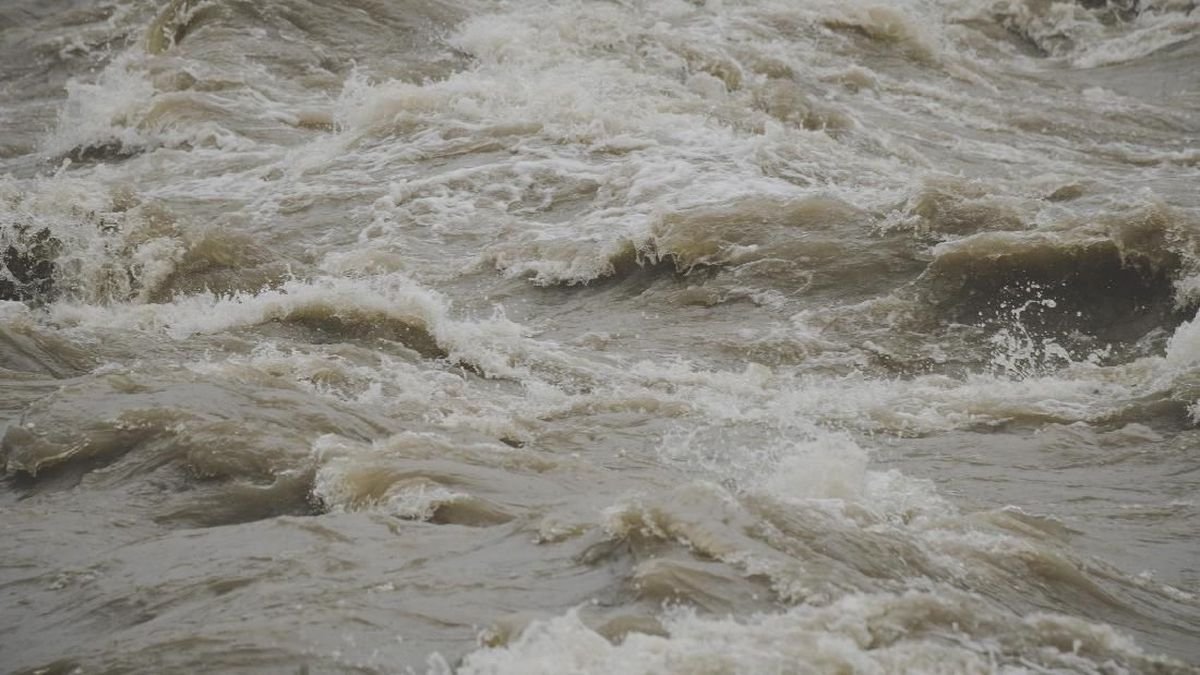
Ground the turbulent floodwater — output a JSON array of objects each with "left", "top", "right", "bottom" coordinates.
[{"left": 1, "top": 0, "right": 1199, "bottom": 672}]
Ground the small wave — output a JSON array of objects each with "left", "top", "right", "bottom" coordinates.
[
  {"left": 887, "top": 197, "right": 1200, "bottom": 375},
  {"left": 308, "top": 433, "right": 556, "bottom": 526},
  {"left": 49, "top": 273, "right": 544, "bottom": 377},
  {"left": 923, "top": 230, "right": 1182, "bottom": 341},
  {"left": 967, "top": 0, "right": 1198, "bottom": 65},
  {"left": 0, "top": 367, "right": 391, "bottom": 526},
  {"left": 900, "top": 176, "right": 1028, "bottom": 236},
  {"left": 452, "top": 589, "right": 1189, "bottom": 675},
  {"left": 42, "top": 51, "right": 251, "bottom": 161},
  {"left": 469, "top": 462, "right": 1197, "bottom": 672},
  {"left": 484, "top": 195, "right": 917, "bottom": 299},
  {"left": 1, "top": 177, "right": 300, "bottom": 307},
  {"left": 821, "top": 5, "right": 940, "bottom": 63},
  {"left": 144, "top": 0, "right": 225, "bottom": 55},
  {"left": 1, "top": 178, "right": 184, "bottom": 305},
  {"left": 0, "top": 301, "right": 94, "bottom": 378}
]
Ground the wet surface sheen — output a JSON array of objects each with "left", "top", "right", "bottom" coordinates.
[{"left": 1, "top": 0, "right": 1199, "bottom": 672}]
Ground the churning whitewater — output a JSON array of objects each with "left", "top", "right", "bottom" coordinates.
[{"left": 1, "top": 0, "right": 1198, "bottom": 672}]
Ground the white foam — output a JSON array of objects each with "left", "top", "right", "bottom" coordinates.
[
  {"left": 325, "top": 0, "right": 949, "bottom": 286},
  {"left": 44, "top": 50, "right": 255, "bottom": 159},
  {"left": 1163, "top": 310, "right": 1200, "bottom": 369},
  {"left": 43, "top": 53, "right": 159, "bottom": 158},
  {"left": 0, "top": 175, "right": 188, "bottom": 303},
  {"left": 0, "top": 300, "right": 34, "bottom": 323}
]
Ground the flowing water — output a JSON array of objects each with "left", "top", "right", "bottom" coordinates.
[{"left": 1, "top": 0, "right": 1199, "bottom": 672}]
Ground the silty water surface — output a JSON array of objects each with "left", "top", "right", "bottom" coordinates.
[{"left": 1, "top": 0, "right": 1198, "bottom": 672}]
